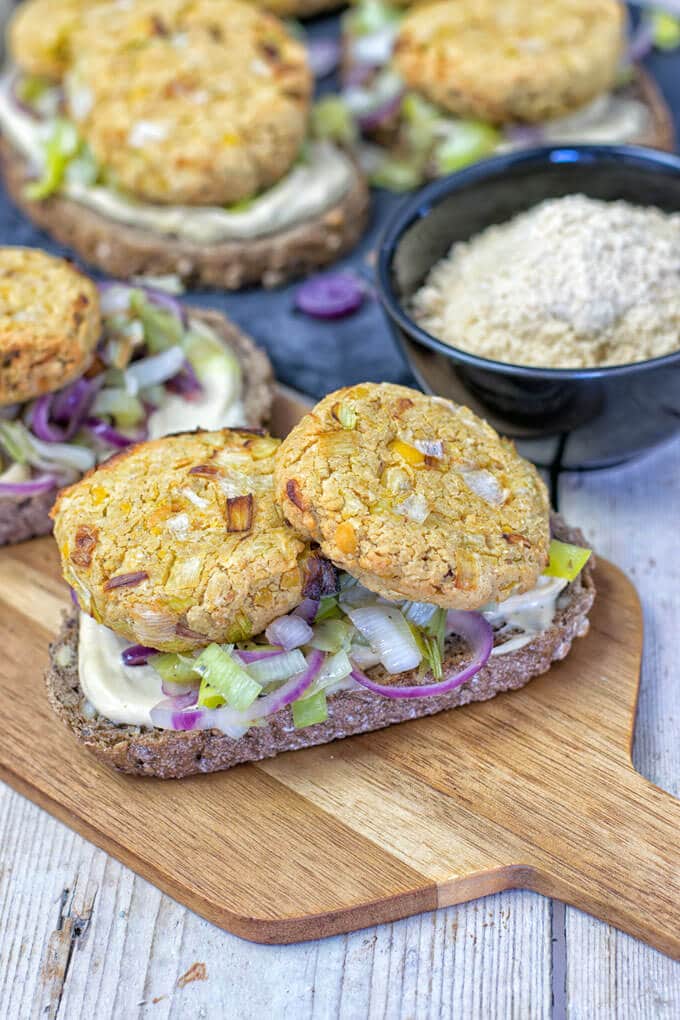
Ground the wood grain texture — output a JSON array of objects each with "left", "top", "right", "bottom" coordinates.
[
  {"left": 0, "top": 392, "right": 678, "bottom": 1018},
  {"left": 559, "top": 439, "right": 680, "bottom": 1017},
  {"left": 0, "top": 523, "right": 678, "bottom": 953}
]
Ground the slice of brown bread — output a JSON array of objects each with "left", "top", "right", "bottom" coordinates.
[
  {"left": 0, "top": 306, "right": 274, "bottom": 547},
  {"left": 45, "top": 514, "right": 595, "bottom": 779},
  {"left": 0, "top": 138, "right": 370, "bottom": 289}
]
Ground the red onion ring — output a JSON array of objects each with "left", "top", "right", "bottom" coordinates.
[
  {"left": 350, "top": 611, "right": 493, "bottom": 699},
  {"left": 0, "top": 473, "right": 58, "bottom": 497},
  {"left": 84, "top": 417, "right": 148, "bottom": 449},
  {"left": 234, "top": 648, "right": 285, "bottom": 664},
  {"left": 293, "top": 598, "right": 320, "bottom": 625},
  {"left": 30, "top": 378, "right": 100, "bottom": 443}
]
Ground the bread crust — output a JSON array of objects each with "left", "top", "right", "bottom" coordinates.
[
  {"left": 0, "top": 136, "right": 370, "bottom": 289},
  {"left": 45, "top": 514, "right": 596, "bottom": 779},
  {"left": 0, "top": 307, "right": 274, "bottom": 547}
]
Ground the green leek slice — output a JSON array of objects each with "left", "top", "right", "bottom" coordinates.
[
  {"left": 194, "top": 644, "right": 261, "bottom": 712},
  {"left": 148, "top": 652, "right": 199, "bottom": 684},
  {"left": 292, "top": 689, "right": 328, "bottom": 729},
  {"left": 544, "top": 539, "right": 592, "bottom": 582},
  {"left": 25, "top": 117, "right": 80, "bottom": 200},
  {"left": 198, "top": 676, "right": 225, "bottom": 709},
  {"left": 311, "top": 96, "right": 357, "bottom": 146},
  {"left": 129, "top": 290, "right": 184, "bottom": 352},
  {"left": 652, "top": 11, "right": 680, "bottom": 50},
  {"left": 434, "top": 122, "right": 500, "bottom": 175}
]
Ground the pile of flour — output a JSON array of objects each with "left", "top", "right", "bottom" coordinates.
[{"left": 411, "top": 195, "right": 680, "bottom": 368}]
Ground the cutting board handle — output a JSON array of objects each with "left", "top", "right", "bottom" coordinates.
[{"left": 532, "top": 768, "right": 680, "bottom": 959}]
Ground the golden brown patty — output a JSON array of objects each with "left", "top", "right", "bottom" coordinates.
[
  {"left": 0, "top": 247, "right": 100, "bottom": 406},
  {"left": 393, "top": 0, "right": 625, "bottom": 123},
  {"left": 8, "top": 0, "right": 107, "bottom": 81},
  {"left": 52, "top": 429, "right": 336, "bottom": 653},
  {"left": 63, "top": 0, "right": 312, "bottom": 206},
  {"left": 275, "top": 383, "right": 551, "bottom": 608}
]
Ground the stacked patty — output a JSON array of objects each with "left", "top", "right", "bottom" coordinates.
[
  {"left": 393, "top": 0, "right": 625, "bottom": 124},
  {"left": 3, "top": 0, "right": 369, "bottom": 286},
  {"left": 0, "top": 247, "right": 100, "bottom": 404},
  {"left": 54, "top": 383, "right": 553, "bottom": 642},
  {"left": 53, "top": 430, "right": 335, "bottom": 652}
]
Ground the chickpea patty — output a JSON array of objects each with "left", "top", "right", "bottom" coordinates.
[
  {"left": 63, "top": 0, "right": 312, "bottom": 206},
  {"left": 52, "top": 430, "right": 337, "bottom": 653},
  {"left": 0, "top": 247, "right": 100, "bottom": 406},
  {"left": 8, "top": 0, "right": 107, "bottom": 81},
  {"left": 275, "top": 383, "right": 551, "bottom": 608},
  {"left": 393, "top": 0, "right": 625, "bottom": 124}
]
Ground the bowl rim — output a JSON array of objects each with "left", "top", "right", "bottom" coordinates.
[{"left": 376, "top": 143, "right": 680, "bottom": 381}]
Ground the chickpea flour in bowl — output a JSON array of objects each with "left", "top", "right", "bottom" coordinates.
[{"left": 377, "top": 145, "right": 680, "bottom": 470}]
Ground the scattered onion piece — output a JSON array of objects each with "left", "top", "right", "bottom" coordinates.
[
  {"left": 0, "top": 472, "right": 57, "bottom": 497},
  {"left": 307, "top": 37, "right": 341, "bottom": 78},
  {"left": 122, "top": 644, "right": 157, "bottom": 667},
  {"left": 295, "top": 273, "right": 365, "bottom": 320},
  {"left": 265, "top": 613, "right": 314, "bottom": 651}
]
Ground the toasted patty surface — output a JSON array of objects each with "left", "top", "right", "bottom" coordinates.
[
  {"left": 8, "top": 0, "right": 105, "bottom": 80},
  {"left": 52, "top": 429, "right": 335, "bottom": 652},
  {"left": 393, "top": 0, "right": 625, "bottom": 123},
  {"left": 60, "top": 0, "right": 312, "bottom": 206},
  {"left": 0, "top": 246, "right": 100, "bottom": 406},
  {"left": 275, "top": 383, "right": 551, "bottom": 608}
]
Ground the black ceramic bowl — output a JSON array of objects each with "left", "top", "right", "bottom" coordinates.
[{"left": 377, "top": 145, "right": 680, "bottom": 470}]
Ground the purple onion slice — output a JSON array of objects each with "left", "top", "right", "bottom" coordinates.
[
  {"left": 295, "top": 272, "right": 365, "bottom": 320},
  {"left": 293, "top": 598, "right": 320, "bottom": 625},
  {"left": 0, "top": 473, "right": 58, "bottom": 497},
  {"left": 165, "top": 359, "right": 204, "bottom": 399},
  {"left": 350, "top": 611, "right": 493, "bottom": 699},
  {"left": 234, "top": 648, "right": 285, "bottom": 664},
  {"left": 307, "top": 37, "right": 341, "bottom": 78},
  {"left": 122, "top": 644, "right": 158, "bottom": 667},
  {"left": 84, "top": 417, "right": 148, "bottom": 449}
]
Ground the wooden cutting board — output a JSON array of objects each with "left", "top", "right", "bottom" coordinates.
[{"left": 0, "top": 389, "right": 678, "bottom": 957}]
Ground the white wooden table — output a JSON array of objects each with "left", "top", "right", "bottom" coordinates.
[{"left": 1, "top": 437, "right": 678, "bottom": 1019}]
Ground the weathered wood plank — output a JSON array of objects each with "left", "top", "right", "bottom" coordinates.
[
  {"left": 560, "top": 438, "right": 680, "bottom": 1018},
  {"left": 0, "top": 782, "right": 551, "bottom": 1020}
]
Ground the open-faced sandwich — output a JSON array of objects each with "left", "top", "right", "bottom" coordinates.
[
  {"left": 332, "top": 0, "right": 675, "bottom": 189},
  {"left": 1, "top": 0, "right": 369, "bottom": 287},
  {"left": 0, "top": 245, "right": 272, "bottom": 545},
  {"left": 47, "top": 383, "right": 595, "bottom": 778}
]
